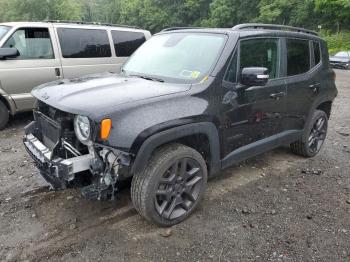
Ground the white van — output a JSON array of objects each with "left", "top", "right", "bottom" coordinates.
[{"left": 0, "top": 21, "right": 151, "bottom": 129}]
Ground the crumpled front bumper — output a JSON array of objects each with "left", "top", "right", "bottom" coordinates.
[{"left": 23, "top": 130, "right": 92, "bottom": 189}]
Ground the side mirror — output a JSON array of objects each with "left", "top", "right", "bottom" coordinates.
[
  {"left": 0, "top": 48, "right": 19, "bottom": 60},
  {"left": 240, "top": 67, "right": 269, "bottom": 87}
]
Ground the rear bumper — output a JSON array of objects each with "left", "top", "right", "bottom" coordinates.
[{"left": 23, "top": 131, "right": 92, "bottom": 189}]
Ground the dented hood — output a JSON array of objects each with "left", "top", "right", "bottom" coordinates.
[{"left": 32, "top": 72, "right": 190, "bottom": 118}]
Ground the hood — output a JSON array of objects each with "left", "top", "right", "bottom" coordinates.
[
  {"left": 329, "top": 56, "right": 350, "bottom": 63},
  {"left": 32, "top": 72, "right": 191, "bottom": 118}
]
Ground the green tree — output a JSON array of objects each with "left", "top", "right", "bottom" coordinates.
[
  {"left": 202, "top": 0, "right": 260, "bottom": 27},
  {"left": 315, "top": 0, "right": 350, "bottom": 32},
  {"left": 49, "top": 0, "right": 82, "bottom": 20}
]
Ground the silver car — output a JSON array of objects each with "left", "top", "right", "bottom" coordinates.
[{"left": 0, "top": 21, "right": 151, "bottom": 129}]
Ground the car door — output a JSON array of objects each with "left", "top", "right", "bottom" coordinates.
[
  {"left": 282, "top": 38, "right": 319, "bottom": 131},
  {"left": 220, "top": 37, "right": 287, "bottom": 160},
  {"left": 54, "top": 26, "right": 119, "bottom": 79},
  {"left": 0, "top": 25, "right": 62, "bottom": 111}
]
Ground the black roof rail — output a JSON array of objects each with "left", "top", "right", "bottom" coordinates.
[
  {"left": 232, "top": 23, "right": 318, "bottom": 36},
  {"left": 44, "top": 20, "right": 141, "bottom": 29},
  {"left": 161, "top": 27, "right": 205, "bottom": 32}
]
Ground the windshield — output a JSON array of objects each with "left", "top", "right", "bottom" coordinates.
[
  {"left": 123, "top": 33, "right": 227, "bottom": 83},
  {"left": 335, "top": 51, "right": 349, "bottom": 57},
  {"left": 0, "top": 26, "right": 11, "bottom": 41}
]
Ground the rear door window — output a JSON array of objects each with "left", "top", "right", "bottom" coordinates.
[
  {"left": 3, "top": 28, "right": 54, "bottom": 59},
  {"left": 286, "top": 39, "right": 310, "bottom": 76},
  {"left": 112, "top": 30, "right": 146, "bottom": 57},
  {"left": 57, "top": 28, "right": 111, "bottom": 58}
]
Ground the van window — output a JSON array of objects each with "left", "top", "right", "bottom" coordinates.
[
  {"left": 287, "top": 39, "right": 310, "bottom": 76},
  {"left": 0, "top": 25, "right": 11, "bottom": 41},
  {"left": 112, "top": 30, "right": 146, "bottom": 57},
  {"left": 3, "top": 28, "right": 54, "bottom": 59},
  {"left": 313, "top": 41, "right": 321, "bottom": 65},
  {"left": 239, "top": 38, "right": 279, "bottom": 79},
  {"left": 57, "top": 28, "right": 111, "bottom": 58}
]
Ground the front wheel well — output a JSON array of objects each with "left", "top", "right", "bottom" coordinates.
[
  {"left": 0, "top": 96, "right": 11, "bottom": 113},
  {"left": 170, "top": 134, "right": 211, "bottom": 173},
  {"left": 316, "top": 101, "right": 332, "bottom": 119},
  {"left": 130, "top": 122, "right": 221, "bottom": 176}
]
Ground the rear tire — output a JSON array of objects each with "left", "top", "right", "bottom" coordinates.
[
  {"left": 0, "top": 100, "right": 9, "bottom": 130},
  {"left": 131, "top": 143, "right": 208, "bottom": 227},
  {"left": 290, "top": 110, "right": 328, "bottom": 157}
]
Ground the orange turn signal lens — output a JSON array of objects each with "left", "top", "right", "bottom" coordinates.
[{"left": 100, "top": 119, "right": 112, "bottom": 140}]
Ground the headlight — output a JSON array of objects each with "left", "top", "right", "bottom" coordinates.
[{"left": 74, "top": 115, "right": 91, "bottom": 144}]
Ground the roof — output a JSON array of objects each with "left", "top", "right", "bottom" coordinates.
[
  {"left": 0, "top": 21, "right": 149, "bottom": 33},
  {"left": 159, "top": 23, "right": 321, "bottom": 40}
]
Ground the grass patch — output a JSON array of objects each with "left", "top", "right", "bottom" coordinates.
[{"left": 321, "top": 32, "right": 350, "bottom": 55}]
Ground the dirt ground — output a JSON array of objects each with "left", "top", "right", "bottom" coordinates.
[{"left": 0, "top": 70, "right": 349, "bottom": 262}]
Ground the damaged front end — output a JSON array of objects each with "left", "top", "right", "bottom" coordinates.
[{"left": 23, "top": 101, "right": 130, "bottom": 200}]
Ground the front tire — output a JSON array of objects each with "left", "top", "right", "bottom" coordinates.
[
  {"left": 0, "top": 100, "right": 9, "bottom": 130},
  {"left": 290, "top": 110, "right": 328, "bottom": 157},
  {"left": 131, "top": 143, "right": 208, "bottom": 227}
]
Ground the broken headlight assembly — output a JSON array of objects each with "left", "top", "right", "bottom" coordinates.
[{"left": 74, "top": 115, "right": 91, "bottom": 144}]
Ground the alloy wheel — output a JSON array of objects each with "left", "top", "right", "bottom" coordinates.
[
  {"left": 308, "top": 116, "right": 327, "bottom": 154},
  {"left": 154, "top": 158, "right": 204, "bottom": 220}
]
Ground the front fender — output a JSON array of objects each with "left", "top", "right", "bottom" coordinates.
[{"left": 130, "top": 122, "right": 221, "bottom": 176}]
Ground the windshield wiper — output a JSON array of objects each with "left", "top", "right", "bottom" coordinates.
[{"left": 129, "top": 74, "right": 164, "bottom": 83}]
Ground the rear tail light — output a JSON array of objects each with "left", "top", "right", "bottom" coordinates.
[{"left": 331, "top": 70, "right": 336, "bottom": 81}]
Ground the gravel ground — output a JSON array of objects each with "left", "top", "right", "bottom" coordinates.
[{"left": 0, "top": 70, "right": 349, "bottom": 262}]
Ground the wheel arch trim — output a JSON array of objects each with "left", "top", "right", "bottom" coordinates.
[
  {"left": 0, "top": 87, "right": 16, "bottom": 115},
  {"left": 307, "top": 96, "right": 335, "bottom": 125},
  {"left": 130, "top": 122, "right": 221, "bottom": 176}
]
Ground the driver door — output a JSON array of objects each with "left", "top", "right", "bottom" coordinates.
[
  {"left": 220, "top": 37, "right": 287, "bottom": 160},
  {"left": 0, "top": 25, "right": 62, "bottom": 111}
]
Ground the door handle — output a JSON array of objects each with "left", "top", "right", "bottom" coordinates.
[
  {"left": 55, "top": 68, "right": 61, "bottom": 78},
  {"left": 270, "top": 92, "right": 286, "bottom": 99},
  {"left": 309, "top": 83, "right": 320, "bottom": 92}
]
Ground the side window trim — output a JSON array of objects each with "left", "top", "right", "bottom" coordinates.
[
  {"left": 280, "top": 37, "right": 287, "bottom": 78},
  {"left": 311, "top": 40, "right": 322, "bottom": 67},
  {"left": 309, "top": 40, "right": 313, "bottom": 69},
  {"left": 222, "top": 42, "right": 239, "bottom": 85},
  {"left": 2, "top": 27, "right": 55, "bottom": 60}
]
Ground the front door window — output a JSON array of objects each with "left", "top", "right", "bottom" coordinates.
[
  {"left": 240, "top": 38, "right": 279, "bottom": 79},
  {"left": 3, "top": 28, "right": 54, "bottom": 59}
]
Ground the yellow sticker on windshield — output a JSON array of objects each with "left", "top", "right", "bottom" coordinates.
[{"left": 191, "top": 71, "right": 201, "bottom": 79}]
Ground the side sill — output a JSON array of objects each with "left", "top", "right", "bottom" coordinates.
[{"left": 221, "top": 130, "right": 302, "bottom": 169}]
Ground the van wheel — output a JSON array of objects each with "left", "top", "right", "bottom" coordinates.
[
  {"left": 0, "top": 100, "right": 9, "bottom": 130},
  {"left": 290, "top": 110, "right": 328, "bottom": 157},
  {"left": 131, "top": 143, "right": 207, "bottom": 227}
]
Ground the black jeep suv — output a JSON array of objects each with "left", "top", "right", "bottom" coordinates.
[{"left": 24, "top": 24, "right": 337, "bottom": 226}]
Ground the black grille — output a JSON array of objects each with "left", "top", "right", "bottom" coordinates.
[
  {"left": 35, "top": 111, "right": 61, "bottom": 148},
  {"left": 34, "top": 101, "right": 89, "bottom": 157}
]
